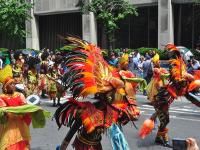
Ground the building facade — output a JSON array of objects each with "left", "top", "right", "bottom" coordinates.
[{"left": 3, "top": 0, "right": 199, "bottom": 50}]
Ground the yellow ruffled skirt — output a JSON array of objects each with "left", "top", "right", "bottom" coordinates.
[
  {"left": 146, "top": 78, "right": 162, "bottom": 102},
  {"left": 0, "top": 115, "right": 31, "bottom": 150}
]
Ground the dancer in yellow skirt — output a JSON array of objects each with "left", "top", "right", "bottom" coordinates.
[
  {"left": 0, "top": 65, "right": 50, "bottom": 150},
  {"left": 146, "top": 63, "right": 169, "bottom": 103}
]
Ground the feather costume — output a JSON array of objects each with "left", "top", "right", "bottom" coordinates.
[
  {"left": 54, "top": 36, "right": 142, "bottom": 150},
  {"left": 139, "top": 44, "right": 200, "bottom": 147}
]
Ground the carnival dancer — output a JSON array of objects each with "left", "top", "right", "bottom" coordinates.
[
  {"left": 0, "top": 65, "right": 50, "bottom": 150},
  {"left": 38, "top": 51, "right": 49, "bottom": 98},
  {"left": 12, "top": 51, "right": 24, "bottom": 84},
  {"left": 108, "top": 53, "right": 147, "bottom": 150},
  {"left": 55, "top": 56, "right": 65, "bottom": 106},
  {"left": 47, "top": 55, "right": 63, "bottom": 106},
  {"left": 26, "top": 57, "right": 39, "bottom": 96},
  {"left": 146, "top": 63, "right": 169, "bottom": 103},
  {"left": 54, "top": 36, "right": 145, "bottom": 150},
  {"left": 47, "top": 66, "right": 57, "bottom": 107},
  {"left": 139, "top": 44, "right": 200, "bottom": 147}
]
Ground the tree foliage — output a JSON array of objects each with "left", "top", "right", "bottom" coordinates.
[
  {"left": 194, "top": 0, "right": 200, "bottom": 3},
  {"left": 80, "top": 0, "right": 138, "bottom": 49},
  {"left": 0, "top": 0, "right": 33, "bottom": 40}
]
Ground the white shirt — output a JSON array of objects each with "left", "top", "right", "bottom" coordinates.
[
  {"left": 184, "top": 51, "right": 193, "bottom": 61},
  {"left": 0, "top": 58, "right": 3, "bottom": 69},
  {"left": 193, "top": 61, "right": 200, "bottom": 70}
]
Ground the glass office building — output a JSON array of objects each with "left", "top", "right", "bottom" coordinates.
[{"left": 0, "top": 0, "right": 199, "bottom": 50}]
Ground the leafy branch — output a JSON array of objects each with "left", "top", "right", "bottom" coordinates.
[
  {"left": 79, "top": 0, "right": 138, "bottom": 49},
  {"left": 0, "top": 0, "right": 33, "bottom": 40}
]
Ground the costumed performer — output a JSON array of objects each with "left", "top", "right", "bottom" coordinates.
[
  {"left": 139, "top": 44, "right": 200, "bottom": 147},
  {"left": 0, "top": 65, "right": 51, "bottom": 150},
  {"left": 54, "top": 36, "right": 145, "bottom": 150}
]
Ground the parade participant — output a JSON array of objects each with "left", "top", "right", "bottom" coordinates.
[
  {"left": 47, "top": 55, "right": 63, "bottom": 106},
  {"left": 55, "top": 56, "right": 65, "bottom": 106},
  {"left": 26, "top": 57, "right": 39, "bottom": 96},
  {"left": 118, "top": 53, "right": 147, "bottom": 113},
  {"left": 152, "top": 50, "right": 160, "bottom": 66},
  {"left": 108, "top": 52, "right": 147, "bottom": 150},
  {"left": 47, "top": 66, "right": 57, "bottom": 107},
  {"left": 39, "top": 51, "right": 49, "bottom": 98},
  {"left": 146, "top": 63, "right": 169, "bottom": 103},
  {"left": 12, "top": 51, "right": 24, "bottom": 84},
  {"left": 139, "top": 44, "right": 200, "bottom": 147},
  {"left": 0, "top": 65, "right": 50, "bottom": 150},
  {"left": 54, "top": 36, "right": 144, "bottom": 150}
]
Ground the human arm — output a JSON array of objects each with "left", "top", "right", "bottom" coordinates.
[
  {"left": 122, "top": 76, "right": 147, "bottom": 91},
  {"left": 102, "top": 76, "right": 124, "bottom": 89},
  {"left": 121, "top": 76, "right": 145, "bottom": 83}
]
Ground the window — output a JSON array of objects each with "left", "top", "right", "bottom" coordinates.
[{"left": 174, "top": 3, "right": 200, "bottom": 49}]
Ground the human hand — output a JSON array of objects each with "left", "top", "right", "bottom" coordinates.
[{"left": 187, "top": 138, "right": 199, "bottom": 150}]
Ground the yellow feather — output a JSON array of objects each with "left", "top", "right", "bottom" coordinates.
[
  {"left": 80, "top": 86, "right": 98, "bottom": 97},
  {"left": 81, "top": 72, "right": 94, "bottom": 78},
  {"left": 86, "top": 59, "right": 93, "bottom": 66}
]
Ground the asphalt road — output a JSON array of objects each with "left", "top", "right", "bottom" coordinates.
[{"left": 30, "top": 94, "right": 200, "bottom": 150}]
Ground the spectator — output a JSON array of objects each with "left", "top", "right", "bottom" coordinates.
[
  {"left": 195, "top": 41, "right": 200, "bottom": 53},
  {"left": 186, "top": 138, "right": 199, "bottom": 150},
  {"left": 134, "top": 49, "right": 141, "bottom": 60},
  {"left": 108, "top": 52, "right": 118, "bottom": 67},
  {"left": 138, "top": 56, "right": 145, "bottom": 78},
  {"left": 192, "top": 59, "right": 200, "bottom": 70},
  {"left": 183, "top": 50, "right": 193, "bottom": 63},
  {"left": 148, "top": 50, "right": 154, "bottom": 58},
  {"left": 142, "top": 57, "right": 153, "bottom": 84},
  {"left": 187, "top": 60, "right": 193, "bottom": 74},
  {"left": 0, "top": 56, "right": 3, "bottom": 69},
  {"left": 122, "top": 48, "right": 129, "bottom": 54},
  {"left": 187, "top": 57, "right": 200, "bottom": 74},
  {"left": 145, "top": 52, "right": 151, "bottom": 60},
  {"left": 132, "top": 51, "right": 140, "bottom": 69},
  {"left": 128, "top": 54, "right": 134, "bottom": 73}
]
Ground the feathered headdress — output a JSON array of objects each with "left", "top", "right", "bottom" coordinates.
[
  {"left": 61, "top": 36, "right": 115, "bottom": 99},
  {"left": 165, "top": 43, "right": 181, "bottom": 59},
  {"left": 119, "top": 53, "right": 129, "bottom": 69},
  {"left": 165, "top": 43, "right": 178, "bottom": 51}
]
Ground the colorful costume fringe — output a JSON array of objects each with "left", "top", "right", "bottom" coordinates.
[
  {"left": 146, "top": 68, "right": 169, "bottom": 102},
  {"left": 139, "top": 44, "right": 200, "bottom": 147},
  {"left": 54, "top": 36, "right": 144, "bottom": 150}
]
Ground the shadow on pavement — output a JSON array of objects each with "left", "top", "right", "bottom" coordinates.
[{"left": 136, "top": 132, "right": 157, "bottom": 147}]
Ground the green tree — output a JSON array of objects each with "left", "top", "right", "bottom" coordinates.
[
  {"left": 79, "top": 0, "right": 138, "bottom": 50},
  {"left": 194, "top": 0, "right": 200, "bottom": 3},
  {"left": 0, "top": 0, "right": 33, "bottom": 40}
]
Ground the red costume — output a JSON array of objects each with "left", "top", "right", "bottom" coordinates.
[{"left": 54, "top": 36, "right": 143, "bottom": 150}]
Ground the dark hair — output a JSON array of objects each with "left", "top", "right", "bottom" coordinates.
[
  {"left": 13, "top": 50, "right": 22, "bottom": 60},
  {"left": 41, "top": 51, "right": 49, "bottom": 61},
  {"left": 27, "top": 57, "right": 40, "bottom": 69}
]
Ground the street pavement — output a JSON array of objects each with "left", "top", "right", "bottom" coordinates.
[{"left": 30, "top": 94, "right": 200, "bottom": 150}]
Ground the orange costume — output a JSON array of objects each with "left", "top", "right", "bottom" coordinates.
[
  {"left": 54, "top": 36, "right": 143, "bottom": 150},
  {"left": 139, "top": 44, "right": 200, "bottom": 147},
  {"left": 0, "top": 65, "right": 50, "bottom": 150},
  {"left": 0, "top": 92, "right": 31, "bottom": 150},
  {"left": 147, "top": 67, "right": 169, "bottom": 102}
]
